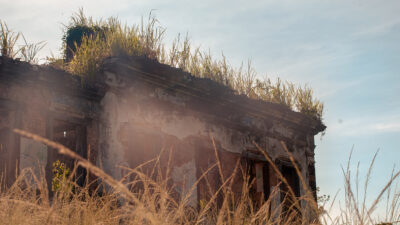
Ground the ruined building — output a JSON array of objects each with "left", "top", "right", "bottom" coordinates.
[{"left": 0, "top": 55, "right": 325, "bottom": 211}]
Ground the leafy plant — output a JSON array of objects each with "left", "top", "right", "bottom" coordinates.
[
  {"left": 51, "top": 160, "right": 71, "bottom": 192},
  {"left": 316, "top": 186, "right": 331, "bottom": 214}
]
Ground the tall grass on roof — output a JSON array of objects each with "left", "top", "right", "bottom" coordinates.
[
  {"left": 59, "top": 10, "right": 324, "bottom": 120},
  {"left": 0, "top": 20, "right": 20, "bottom": 58},
  {"left": 0, "top": 20, "right": 46, "bottom": 63}
]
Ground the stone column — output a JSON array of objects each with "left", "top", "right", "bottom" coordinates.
[
  {"left": 45, "top": 115, "right": 54, "bottom": 195},
  {"left": 75, "top": 124, "right": 87, "bottom": 186},
  {"left": 6, "top": 107, "right": 21, "bottom": 187}
]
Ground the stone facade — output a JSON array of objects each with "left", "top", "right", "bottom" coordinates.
[{"left": 0, "top": 55, "right": 325, "bottom": 212}]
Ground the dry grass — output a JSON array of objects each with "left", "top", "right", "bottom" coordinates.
[
  {"left": 0, "top": 20, "right": 20, "bottom": 59},
  {"left": 0, "top": 129, "right": 398, "bottom": 225},
  {"left": 0, "top": 20, "right": 46, "bottom": 63}
]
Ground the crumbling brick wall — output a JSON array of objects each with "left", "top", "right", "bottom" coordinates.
[
  {"left": 0, "top": 55, "right": 325, "bottom": 215},
  {"left": 0, "top": 56, "right": 104, "bottom": 188},
  {"left": 97, "top": 56, "right": 325, "bottom": 209}
]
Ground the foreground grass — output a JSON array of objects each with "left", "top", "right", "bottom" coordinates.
[{"left": 0, "top": 130, "right": 398, "bottom": 225}]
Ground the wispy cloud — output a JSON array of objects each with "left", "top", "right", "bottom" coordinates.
[
  {"left": 327, "top": 115, "right": 400, "bottom": 137},
  {"left": 351, "top": 19, "right": 400, "bottom": 38},
  {"left": 373, "top": 122, "right": 400, "bottom": 133}
]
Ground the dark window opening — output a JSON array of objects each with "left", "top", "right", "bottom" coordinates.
[
  {"left": 279, "top": 162, "right": 301, "bottom": 217},
  {"left": 50, "top": 119, "right": 87, "bottom": 187},
  {"left": 263, "top": 163, "right": 271, "bottom": 201},
  {"left": 0, "top": 128, "right": 10, "bottom": 184}
]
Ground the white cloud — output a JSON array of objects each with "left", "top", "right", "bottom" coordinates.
[
  {"left": 373, "top": 122, "right": 400, "bottom": 133},
  {"left": 326, "top": 115, "right": 400, "bottom": 137}
]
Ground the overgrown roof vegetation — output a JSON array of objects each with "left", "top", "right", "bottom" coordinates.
[{"left": 1, "top": 10, "right": 324, "bottom": 120}]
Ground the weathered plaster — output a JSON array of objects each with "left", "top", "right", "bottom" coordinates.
[
  {"left": 171, "top": 159, "right": 198, "bottom": 207},
  {"left": 1, "top": 56, "right": 325, "bottom": 219}
]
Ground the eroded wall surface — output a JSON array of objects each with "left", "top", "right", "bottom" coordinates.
[
  {"left": 0, "top": 56, "right": 323, "bottom": 214},
  {"left": 0, "top": 58, "right": 103, "bottom": 187},
  {"left": 98, "top": 64, "right": 320, "bottom": 207}
]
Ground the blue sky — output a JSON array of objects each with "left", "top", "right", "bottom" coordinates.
[{"left": 1, "top": 0, "right": 399, "bottom": 218}]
